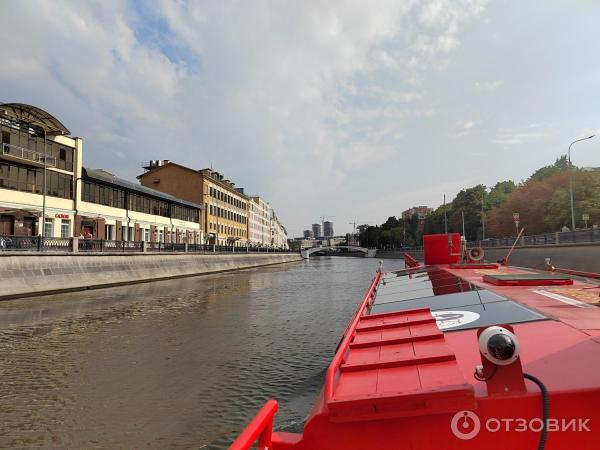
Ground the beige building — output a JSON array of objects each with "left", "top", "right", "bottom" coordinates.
[
  {"left": 78, "top": 168, "right": 202, "bottom": 243},
  {"left": 139, "top": 162, "right": 249, "bottom": 246},
  {"left": 1, "top": 103, "right": 81, "bottom": 238},
  {"left": 401, "top": 205, "right": 433, "bottom": 221},
  {"left": 0, "top": 103, "right": 201, "bottom": 242},
  {"left": 271, "top": 215, "right": 289, "bottom": 249},
  {"left": 249, "top": 196, "right": 272, "bottom": 247}
]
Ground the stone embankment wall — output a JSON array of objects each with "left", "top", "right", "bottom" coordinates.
[
  {"left": 0, "top": 252, "right": 302, "bottom": 300},
  {"left": 481, "top": 243, "right": 600, "bottom": 273},
  {"left": 376, "top": 244, "right": 600, "bottom": 273},
  {"left": 376, "top": 249, "right": 423, "bottom": 260}
]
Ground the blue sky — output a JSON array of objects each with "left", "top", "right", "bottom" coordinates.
[{"left": 1, "top": 0, "right": 599, "bottom": 237}]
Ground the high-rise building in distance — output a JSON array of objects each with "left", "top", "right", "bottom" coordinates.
[
  {"left": 312, "top": 223, "right": 321, "bottom": 238},
  {"left": 303, "top": 229, "right": 314, "bottom": 239},
  {"left": 323, "top": 221, "right": 334, "bottom": 237}
]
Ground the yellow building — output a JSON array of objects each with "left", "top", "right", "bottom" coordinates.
[{"left": 139, "top": 162, "right": 249, "bottom": 246}]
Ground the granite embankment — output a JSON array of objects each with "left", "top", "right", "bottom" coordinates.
[
  {"left": 376, "top": 244, "right": 600, "bottom": 273},
  {"left": 0, "top": 252, "right": 302, "bottom": 300},
  {"left": 481, "top": 243, "right": 600, "bottom": 273}
]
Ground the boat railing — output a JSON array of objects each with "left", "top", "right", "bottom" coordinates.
[
  {"left": 325, "top": 270, "right": 382, "bottom": 401},
  {"left": 229, "top": 399, "right": 278, "bottom": 450},
  {"left": 404, "top": 253, "right": 420, "bottom": 268}
]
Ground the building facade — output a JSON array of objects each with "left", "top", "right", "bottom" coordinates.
[
  {"left": 401, "top": 206, "right": 433, "bottom": 221},
  {"left": 323, "top": 221, "right": 334, "bottom": 238},
  {"left": 79, "top": 168, "right": 201, "bottom": 243},
  {"left": 0, "top": 103, "right": 81, "bottom": 238},
  {"left": 0, "top": 103, "right": 201, "bottom": 242},
  {"left": 139, "top": 162, "right": 249, "bottom": 246},
  {"left": 312, "top": 223, "right": 321, "bottom": 239},
  {"left": 303, "top": 229, "right": 313, "bottom": 239},
  {"left": 248, "top": 196, "right": 272, "bottom": 247},
  {"left": 271, "top": 215, "right": 289, "bottom": 249}
]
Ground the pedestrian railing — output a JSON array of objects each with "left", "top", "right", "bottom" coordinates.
[
  {"left": 0, "top": 234, "right": 295, "bottom": 254},
  {"left": 470, "top": 228, "right": 600, "bottom": 248},
  {"left": 0, "top": 235, "right": 41, "bottom": 251}
]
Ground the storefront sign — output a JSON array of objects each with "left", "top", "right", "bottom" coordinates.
[{"left": 55, "top": 214, "right": 69, "bottom": 219}]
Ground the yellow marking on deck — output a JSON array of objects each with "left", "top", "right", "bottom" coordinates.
[
  {"left": 546, "top": 287, "right": 600, "bottom": 305},
  {"left": 476, "top": 269, "right": 501, "bottom": 275}
]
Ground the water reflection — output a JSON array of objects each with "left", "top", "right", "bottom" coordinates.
[{"left": 0, "top": 257, "right": 404, "bottom": 449}]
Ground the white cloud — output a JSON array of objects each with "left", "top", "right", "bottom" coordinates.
[
  {"left": 492, "top": 128, "right": 548, "bottom": 146},
  {"left": 475, "top": 80, "right": 503, "bottom": 91},
  {"left": 0, "top": 0, "right": 490, "bottom": 235}
]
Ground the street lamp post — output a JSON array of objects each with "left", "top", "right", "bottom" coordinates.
[
  {"left": 203, "top": 191, "right": 220, "bottom": 246},
  {"left": 568, "top": 135, "right": 595, "bottom": 231},
  {"left": 41, "top": 127, "right": 47, "bottom": 237}
]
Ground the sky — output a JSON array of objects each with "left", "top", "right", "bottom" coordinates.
[{"left": 1, "top": 0, "right": 599, "bottom": 237}]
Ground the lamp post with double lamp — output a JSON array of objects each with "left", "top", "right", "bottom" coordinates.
[{"left": 568, "top": 135, "right": 595, "bottom": 231}]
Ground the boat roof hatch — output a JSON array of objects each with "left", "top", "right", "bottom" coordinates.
[{"left": 373, "top": 267, "right": 547, "bottom": 331}]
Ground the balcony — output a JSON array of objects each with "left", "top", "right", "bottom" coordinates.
[{"left": 1, "top": 143, "right": 57, "bottom": 168}]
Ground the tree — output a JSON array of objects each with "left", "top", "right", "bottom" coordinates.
[
  {"left": 449, "top": 185, "right": 486, "bottom": 241},
  {"left": 381, "top": 216, "right": 400, "bottom": 230},
  {"left": 486, "top": 172, "right": 569, "bottom": 236},
  {"left": 529, "top": 155, "right": 569, "bottom": 182},
  {"left": 423, "top": 206, "right": 447, "bottom": 235},
  {"left": 545, "top": 170, "right": 600, "bottom": 230},
  {"left": 487, "top": 180, "right": 516, "bottom": 209}
]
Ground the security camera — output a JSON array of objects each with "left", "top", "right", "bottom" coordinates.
[{"left": 478, "top": 326, "right": 520, "bottom": 366}]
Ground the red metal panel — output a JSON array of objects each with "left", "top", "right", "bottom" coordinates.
[
  {"left": 423, "top": 233, "right": 461, "bottom": 265},
  {"left": 483, "top": 274, "right": 573, "bottom": 286},
  {"left": 329, "top": 307, "right": 475, "bottom": 423}
]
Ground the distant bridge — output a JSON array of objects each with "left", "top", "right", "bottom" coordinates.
[{"left": 301, "top": 246, "right": 376, "bottom": 259}]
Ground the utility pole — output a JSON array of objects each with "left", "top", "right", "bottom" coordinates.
[
  {"left": 443, "top": 194, "right": 448, "bottom": 234},
  {"left": 481, "top": 191, "right": 485, "bottom": 241},
  {"left": 568, "top": 135, "right": 595, "bottom": 231},
  {"left": 348, "top": 221, "right": 357, "bottom": 245}
]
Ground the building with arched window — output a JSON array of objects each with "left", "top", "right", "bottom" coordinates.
[{"left": 0, "top": 103, "right": 202, "bottom": 242}]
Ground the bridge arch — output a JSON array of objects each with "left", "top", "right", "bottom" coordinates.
[{"left": 301, "top": 246, "right": 375, "bottom": 259}]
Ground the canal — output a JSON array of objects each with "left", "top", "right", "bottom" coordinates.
[{"left": 0, "top": 256, "right": 405, "bottom": 449}]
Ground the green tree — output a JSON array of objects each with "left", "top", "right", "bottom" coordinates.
[
  {"left": 529, "top": 155, "right": 569, "bottom": 182},
  {"left": 449, "top": 185, "right": 486, "bottom": 241},
  {"left": 423, "top": 205, "right": 448, "bottom": 235},
  {"left": 487, "top": 180, "right": 516, "bottom": 209},
  {"left": 381, "top": 216, "right": 400, "bottom": 230},
  {"left": 545, "top": 170, "right": 600, "bottom": 230}
]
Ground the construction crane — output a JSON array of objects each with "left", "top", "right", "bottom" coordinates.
[{"left": 348, "top": 220, "right": 366, "bottom": 246}]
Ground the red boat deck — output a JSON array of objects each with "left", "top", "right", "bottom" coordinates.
[
  {"left": 231, "top": 234, "right": 600, "bottom": 450},
  {"left": 328, "top": 308, "right": 475, "bottom": 422}
]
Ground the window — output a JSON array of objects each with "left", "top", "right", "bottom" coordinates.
[
  {"left": 44, "top": 218, "right": 53, "bottom": 237},
  {"left": 60, "top": 219, "right": 71, "bottom": 238},
  {"left": 144, "top": 228, "right": 149, "bottom": 242},
  {"left": 105, "top": 224, "right": 115, "bottom": 240}
]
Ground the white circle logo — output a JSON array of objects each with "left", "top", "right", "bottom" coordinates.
[
  {"left": 451, "top": 410, "right": 481, "bottom": 440},
  {"left": 432, "top": 310, "right": 480, "bottom": 330}
]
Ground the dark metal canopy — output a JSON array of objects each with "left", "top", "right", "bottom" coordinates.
[
  {"left": 83, "top": 168, "right": 203, "bottom": 210},
  {"left": 0, "top": 102, "right": 71, "bottom": 135}
]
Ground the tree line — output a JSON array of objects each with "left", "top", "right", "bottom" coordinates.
[{"left": 358, "top": 156, "right": 600, "bottom": 248}]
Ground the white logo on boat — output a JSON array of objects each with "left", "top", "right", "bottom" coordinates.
[
  {"left": 451, "top": 410, "right": 481, "bottom": 440},
  {"left": 432, "top": 310, "right": 480, "bottom": 330}
]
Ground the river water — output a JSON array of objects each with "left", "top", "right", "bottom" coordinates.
[{"left": 0, "top": 256, "right": 405, "bottom": 449}]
